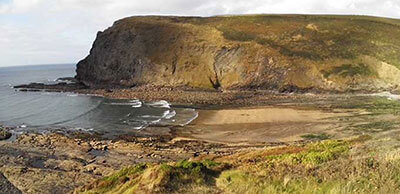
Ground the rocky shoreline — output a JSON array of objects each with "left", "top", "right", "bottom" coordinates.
[
  {"left": 13, "top": 81, "right": 341, "bottom": 108},
  {"left": 0, "top": 125, "right": 288, "bottom": 193}
]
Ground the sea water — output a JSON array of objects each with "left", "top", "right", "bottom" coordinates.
[{"left": 0, "top": 64, "right": 198, "bottom": 135}]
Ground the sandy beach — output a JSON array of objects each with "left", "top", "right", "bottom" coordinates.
[{"left": 176, "top": 106, "right": 351, "bottom": 143}]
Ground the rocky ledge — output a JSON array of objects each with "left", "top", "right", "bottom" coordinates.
[{"left": 14, "top": 77, "right": 88, "bottom": 93}]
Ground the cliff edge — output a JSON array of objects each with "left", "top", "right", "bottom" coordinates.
[{"left": 76, "top": 15, "right": 400, "bottom": 92}]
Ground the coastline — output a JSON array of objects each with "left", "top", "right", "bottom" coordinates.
[{"left": 4, "top": 82, "right": 400, "bottom": 193}]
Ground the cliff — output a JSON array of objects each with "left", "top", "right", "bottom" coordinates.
[{"left": 76, "top": 15, "right": 400, "bottom": 92}]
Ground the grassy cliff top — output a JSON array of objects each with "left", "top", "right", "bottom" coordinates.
[{"left": 116, "top": 14, "right": 400, "bottom": 68}]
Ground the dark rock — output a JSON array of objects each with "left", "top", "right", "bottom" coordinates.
[
  {"left": 0, "top": 129, "right": 11, "bottom": 140},
  {"left": 13, "top": 82, "right": 87, "bottom": 92}
]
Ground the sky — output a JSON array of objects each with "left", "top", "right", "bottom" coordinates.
[{"left": 0, "top": 0, "right": 400, "bottom": 67}]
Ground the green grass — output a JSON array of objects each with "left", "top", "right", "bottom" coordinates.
[
  {"left": 102, "top": 164, "right": 147, "bottom": 183},
  {"left": 218, "top": 27, "right": 257, "bottom": 42},
  {"left": 329, "top": 97, "right": 400, "bottom": 115},
  {"left": 209, "top": 15, "right": 400, "bottom": 68},
  {"left": 265, "top": 140, "right": 350, "bottom": 165},
  {"left": 176, "top": 159, "right": 220, "bottom": 170},
  {"left": 77, "top": 160, "right": 223, "bottom": 194},
  {"left": 322, "top": 63, "right": 375, "bottom": 78},
  {"left": 350, "top": 121, "right": 397, "bottom": 133},
  {"left": 216, "top": 137, "right": 400, "bottom": 194},
  {"left": 367, "top": 98, "right": 400, "bottom": 115},
  {"left": 82, "top": 163, "right": 148, "bottom": 193},
  {"left": 217, "top": 170, "right": 346, "bottom": 194}
]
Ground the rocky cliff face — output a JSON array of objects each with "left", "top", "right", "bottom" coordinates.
[{"left": 76, "top": 15, "right": 400, "bottom": 92}]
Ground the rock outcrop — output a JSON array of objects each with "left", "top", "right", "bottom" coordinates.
[{"left": 76, "top": 15, "right": 400, "bottom": 92}]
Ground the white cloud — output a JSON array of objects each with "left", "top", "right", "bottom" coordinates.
[{"left": 0, "top": 0, "right": 400, "bottom": 66}]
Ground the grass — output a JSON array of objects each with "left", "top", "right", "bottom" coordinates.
[
  {"left": 79, "top": 164, "right": 148, "bottom": 193},
  {"left": 328, "top": 96, "right": 400, "bottom": 115},
  {"left": 209, "top": 15, "right": 400, "bottom": 68},
  {"left": 265, "top": 140, "right": 350, "bottom": 165},
  {"left": 76, "top": 136, "right": 400, "bottom": 194},
  {"left": 216, "top": 138, "right": 400, "bottom": 194},
  {"left": 322, "top": 63, "right": 375, "bottom": 78},
  {"left": 76, "top": 160, "right": 224, "bottom": 194},
  {"left": 367, "top": 98, "right": 400, "bottom": 115},
  {"left": 346, "top": 121, "right": 397, "bottom": 133},
  {"left": 218, "top": 27, "right": 257, "bottom": 42}
]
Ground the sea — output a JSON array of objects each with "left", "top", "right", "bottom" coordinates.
[{"left": 0, "top": 64, "right": 198, "bottom": 136}]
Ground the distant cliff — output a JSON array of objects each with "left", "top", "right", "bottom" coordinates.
[{"left": 76, "top": 15, "right": 400, "bottom": 92}]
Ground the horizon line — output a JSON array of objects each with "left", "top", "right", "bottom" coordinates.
[{"left": 0, "top": 63, "right": 76, "bottom": 68}]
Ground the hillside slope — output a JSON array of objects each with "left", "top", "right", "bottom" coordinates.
[{"left": 76, "top": 15, "right": 400, "bottom": 92}]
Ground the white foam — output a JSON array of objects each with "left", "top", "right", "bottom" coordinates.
[
  {"left": 131, "top": 100, "right": 142, "bottom": 108},
  {"left": 147, "top": 100, "right": 170, "bottom": 108},
  {"left": 106, "top": 100, "right": 142, "bottom": 108},
  {"left": 161, "top": 110, "right": 170, "bottom": 118},
  {"left": 164, "top": 110, "right": 176, "bottom": 119},
  {"left": 106, "top": 103, "right": 132, "bottom": 105},
  {"left": 150, "top": 118, "right": 162, "bottom": 124},
  {"left": 141, "top": 115, "right": 160, "bottom": 118},
  {"left": 132, "top": 125, "right": 145, "bottom": 130}
]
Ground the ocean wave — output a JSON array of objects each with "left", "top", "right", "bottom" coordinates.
[
  {"left": 141, "top": 115, "right": 160, "bottom": 118},
  {"left": 105, "top": 100, "right": 142, "bottom": 108},
  {"left": 123, "top": 109, "right": 177, "bottom": 129},
  {"left": 164, "top": 110, "right": 176, "bottom": 119},
  {"left": 147, "top": 100, "right": 170, "bottom": 108},
  {"left": 144, "top": 108, "right": 197, "bottom": 127},
  {"left": 130, "top": 100, "right": 142, "bottom": 108},
  {"left": 150, "top": 118, "right": 162, "bottom": 124}
]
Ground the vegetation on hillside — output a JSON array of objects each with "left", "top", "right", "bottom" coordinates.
[
  {"left": 190, "top": 15, "right": 400, "bottom": 90},
  {"left": 75, "top": 133, "right": 400, "bottom": 194},
  {"left": 201, "top": 15, "right": 400, "bottom": 68}
]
